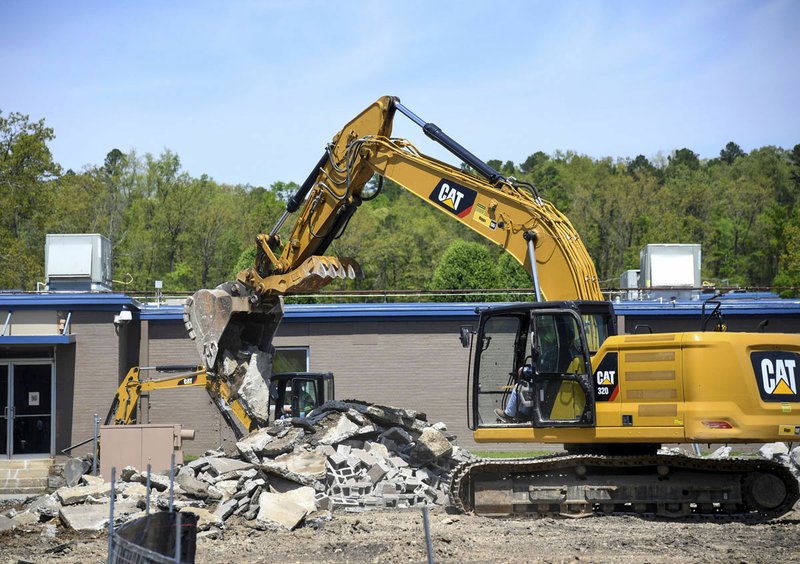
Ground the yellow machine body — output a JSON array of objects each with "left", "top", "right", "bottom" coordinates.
[{"left": 475, "top": 331, "right": 800, "bottom": 444}]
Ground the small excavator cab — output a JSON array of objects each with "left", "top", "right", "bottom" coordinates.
[{"left": 269, "top": 372, "right": 334, "bottom": 420}]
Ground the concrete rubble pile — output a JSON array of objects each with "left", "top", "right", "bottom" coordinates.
[{"left": 3, "top": 400, "right": 476, "bottom": 535}]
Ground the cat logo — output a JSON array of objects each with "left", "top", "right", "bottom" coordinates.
[
  {"left": 593, "top": 352, "right": 619, "bottom": 402},
  {"left": 751, "top": 352, "right": 800, "bottom": 402},
  {"left": 178, "top": 376, "right": 198, "bottom": 386},
  {"left": 428, "top": 179, "right": 477, "bottom": 218},
  {"left": 596, "top": 370, "right": 616, "bottom": 386}
]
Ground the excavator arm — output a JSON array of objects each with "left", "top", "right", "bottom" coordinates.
[
  {"left": 105, "top": 366, "right": 255, "bottom": 439},
  {"left": 185, "top": 96, "right": 601, "bottom": 372}
]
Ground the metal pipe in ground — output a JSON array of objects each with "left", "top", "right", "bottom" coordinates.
[
  {"left": 169, "top": 452, "right": 175, "bottom": 513},
  {"left": 174, "top": 511, "right": 182, "bottom": 563},
  {"left": 92, "top": 414, "right": 100, "bottom": 476},
  {"left": 145, "top": 463, "right": 152, "bottom": 517},
  {"left": 107, "top": 466, "right": 116, "bottom": 563},
  {"left": 421, "top": 505, "right": 434, "bottom": 564}
]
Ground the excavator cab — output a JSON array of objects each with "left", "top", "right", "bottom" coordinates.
[
  {"left": 269, "top": 372, "right": 334, "bottom": 420},
  {"left": 469, "top": 301, "right": 611, "bottom": 430}
]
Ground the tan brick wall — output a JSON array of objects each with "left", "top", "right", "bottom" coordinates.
[{"left": 70, "top": 311, "right": 121, "bottom": 447}]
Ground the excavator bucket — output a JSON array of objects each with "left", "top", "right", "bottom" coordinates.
[{"left": 183, "top": 281, "right": 285, "bottom": 372}]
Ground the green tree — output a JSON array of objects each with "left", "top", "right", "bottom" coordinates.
[
  {"left": 429, "top": 240, "right": 499, "bottom": 301},
  {"left": 0, "top": 111, "right": 61, "bottom": 289},
  {"left": 719, "top": 141, "right": 746, "bottom": 164}
]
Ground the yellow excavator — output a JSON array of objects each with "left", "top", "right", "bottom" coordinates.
[
  {"left": 184, "top": 96, "right": 800, "bottom": 520},
  {"left": 105, "top": 365, "right": 334, "bottom": 438}
]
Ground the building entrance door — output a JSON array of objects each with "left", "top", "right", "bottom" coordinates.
[{"left": 0, "top": 362, "right": 53, "bottom": 458}]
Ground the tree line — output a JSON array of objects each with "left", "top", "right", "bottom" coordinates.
[{"left": 1, "top": 109, "right": 798, "bottom": 299}]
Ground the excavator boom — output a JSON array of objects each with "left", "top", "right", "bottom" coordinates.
[{"left": 185, "top": 96, "right": 600, "bottom": 374}]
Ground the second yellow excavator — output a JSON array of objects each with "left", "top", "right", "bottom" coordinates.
[{"left": 184, "top": 96, "right": 800, "bottom": 521}]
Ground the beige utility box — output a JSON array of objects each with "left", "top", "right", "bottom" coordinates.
[{"left": 100, "top": 424, "right": 194, "bottom": 480}]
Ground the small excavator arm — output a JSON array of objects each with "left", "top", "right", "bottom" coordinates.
[
  {"left": 105, "top": 365, "right": 255, "bottom": 439},
  {"left": 185, "top": 96, "right": 601, "bottom": 372}
]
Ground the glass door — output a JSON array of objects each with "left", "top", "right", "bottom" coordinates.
[
  {"left": 0, "top": 365, "right": 7, "bottom": 456},
  {"left": 1, "top": 362, "right": 53, "bottom": 458}
]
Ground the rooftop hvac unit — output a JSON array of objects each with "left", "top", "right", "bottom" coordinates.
[
  {"left": 45, "top": 234, "right": 112, "bottom": 292},
  {"left": 639, "top": 244, "right": 701, "bottom": 300}
]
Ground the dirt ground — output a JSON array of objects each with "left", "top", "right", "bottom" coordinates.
[{"left": 2, "top": 504, "right": 799, "bottom": 564}]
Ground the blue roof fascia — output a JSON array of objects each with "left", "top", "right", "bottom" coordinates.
[
  {"left": 138, "top": 302, "right": 490, "bottom": 322},
  {"left": 121, "top": 298, "right": 800, "bottom": 323},
  {"left": 613, "top": 298, "right": 800, "bottom": 317},
  {"left": 0, "top": 293, "right": 139, "bottom": 312},
  {"left": 0, "top": 335, "right": 76, "bottom": 345}
]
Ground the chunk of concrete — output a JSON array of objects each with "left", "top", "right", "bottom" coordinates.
[
  {"left": 205, "top": 457, "right": 255, "bottom": 477},
  {"left": 760, "top": 442, "right": 790, "bottom": 459},
  {"left": 239, "top": 350, "right": 273, "bottom": 423},
  {"left": 364, "top": 441, "right": 390, "bottom": 459},
  {"left": 255, "top": 492, "right": 307, "bottom": 531},
  {"left": 12, "top": 510, "right": 40, "bottom": 528},
  {"left": 122, "top": 483, "right": 149, "bottom": 497},
  {"left": 30, "top": 494, "right": 61, "bottom": 519},
  {"left": 176, "top": 472, "right": 220, "bottom": 500},
  {"left": 64, "top": 458, "right": 91, "bottom": 487},
  {"left": 380, "top": 427, "right": 413, "bottom": 445},
  {"left": 260, "top": 428, "right": 306, "bottom": 457},
  {"left": 59, "top": 501, "right": 138, "bottom": 531},
  {"left": 130, "top": 471, "right": 170, "bottom": 492},
  {"left": 236, "top": 428, "right": 274, "bottom": 463},
  {"left": 56, "top": 483, "right": 113, "bottom": 506},
  {"left": 262, "top": 451, "right": 326, "bottom": 484},
  {"left": 213, "top": 479, "right": 240, "bottom": 500},
  {"left": 315, "top": 412, "right": 361, "bottom": 445},
  {"left": 0, "top": 515, "right": 16, "bottom": 531},
  {"left": 213, "top": 498, "right": 239, "bottom": 521},
  {"left": 409, "top": 427, "right": 453, "bottom": 465},
  {"left": 281, "top": 486, "right": 317, "bottom": 514},
  {"left": 81, "top": 474, "right": 105, "bottom": 487},
  {"left": 180, "top": 506, "right": 223, "bottom": 531}
]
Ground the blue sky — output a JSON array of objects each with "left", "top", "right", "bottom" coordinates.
[{"left": 2, "top": 1, "right": 798, "bottom": 186}]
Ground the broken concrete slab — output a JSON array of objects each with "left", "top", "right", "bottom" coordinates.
[
  {"left": 281, "top": 486, "right": 317, "bottom": 514},
  {"left": 255, "top": 492, "right": 307, "bottom": 531},
  {"left": 262, "top": 451, "right": 326, "bottom": 485},
  {"left": 239, "top": 350, "right": 273, "bottom": 424},
  {"left": 0, "top": 515, "right": 16, "bottom": 532},
  {"left": 56, "top": 483, "right": 113, "bottom": 506},
  {"left": 760, "top": 442, "right": 790, "bottom": 459},
  {"left": 11, "top": 510, "right": 40, "bottom": 528},
  {"left": 59, "top": 501, "right": 138, "bottom": 531},
  {"left": 365, "top": 441, "right": 390, "bottom": 459},
  {"left": 409, "top": 427, "right": 453, "bottom": 465},
  {"left": 180, "top": 506, "right": 223, "bottom": 531},
  {"left": 130, "top": 471, "right": 170, "bottom": 492},
  {"left": 260, "top": 428, "right": 306, "bottom": 457},
  {"left": 30, "top": 494, "right": 61, "bottom": 519},
  {"left": 205, "top": 457, "right": 255, "bottom": 477},
  {"left": 315, "top": 412, "right": 361, "bottom": 445},
  {"left": 81, "top": 474, "right": 105, "bottom": 487},
  {"left": 213, "top": 498, "right": 239, "bottom": 521},
  {"left": 236, "top": 428, "right": 275, "bottom": 464},
  {"left": 176, "top": 472, "right": 220, "bottom": 500},
  {"left": 64, "top": 458, "right": 90, "bottom": 487}
]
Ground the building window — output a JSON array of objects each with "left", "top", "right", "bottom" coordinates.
[{"left": 273, "top": 347, "right": 309, "bottom": 373}]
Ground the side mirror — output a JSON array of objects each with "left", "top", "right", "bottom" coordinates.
[{"left": 459, "top": 326, "right": 472, "bottom": 348}]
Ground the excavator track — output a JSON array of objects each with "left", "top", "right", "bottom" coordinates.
[{"left": 449, "top": 453, "right": 799, "bottom": 522}]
